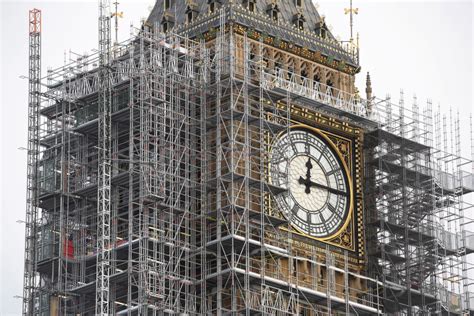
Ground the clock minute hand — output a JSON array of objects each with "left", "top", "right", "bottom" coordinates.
[
  {"left": 307, "top": 180, "right": 348, "bottom": 196},
  {"left": 305, "top": 157, "right": 313, "bottom": 180}
]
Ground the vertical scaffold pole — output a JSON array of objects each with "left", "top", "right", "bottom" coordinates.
[
  {"left": 23, "top": 8, "right": 41, "bottom": 316},
  {"left": 471, "top": 114, "right": 474, "bottom": 180},
  {"left": 96, "top": 0, "right": 112, "bottom": 315}
]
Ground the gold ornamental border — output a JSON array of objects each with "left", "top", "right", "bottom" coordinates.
[{"left": 269, "top": 123, "right": 355, "bottom": 243}]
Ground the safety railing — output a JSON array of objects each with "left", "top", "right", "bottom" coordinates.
[{"left": 261, "top": 68, "right": 370, "bottom": 119}]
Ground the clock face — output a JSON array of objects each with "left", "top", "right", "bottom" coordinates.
[{"left": 269, "top": 127, "right": 352, "bottom": 239}]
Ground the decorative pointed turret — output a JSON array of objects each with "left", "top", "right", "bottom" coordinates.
[{"left": 366, "top": 72, "right": 373, "bottom": 114}]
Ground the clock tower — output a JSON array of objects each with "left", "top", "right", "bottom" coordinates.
[
  {"left": 152, "top": 0, "right": 371, "bottom": 314},
  {"left": 25, "top": 0, "right": 474, "bottom": 315},
  {"left": 161, "top": 0, "right": 372, "bottom": 315}
]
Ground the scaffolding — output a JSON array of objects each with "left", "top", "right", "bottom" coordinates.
[
  {"left": 364, "top": 93, "right": 474, "bottom": 315},
  {"left": 22, "top": 8, "right": 41, "bottom": 316},
  {"left": 96, "top": 0, "right": 113, "bottom": 314},
  {"left": 22, "top": 3, "right": 474, "bottom": 316}
]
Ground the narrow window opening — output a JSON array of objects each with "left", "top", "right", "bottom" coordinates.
[
  {"left": 267, "top": 4, "right": 279, "bottom": 21},
  {"left": 292, "top": 258, "right": 298, "bottom": 277},
  {"left": 272, "top": 10, "right": 278, "bottom": 21},
  {"left": 301, "top": 69, "right": 308, "bottom": 79},
  {"left": 326, "top": 79, "right": 334, "bottom": 96},
  {"left": 249, "top": 2, "right": 255, "bottom": 12},
  {"left": 297, "top": 19, "right": 304, "bottom": 30},
  {"left": 321, "top": 28, "right": 327, "bottom": 39},
  {"left": 293, "top": 14, "right": 305, "bottom": 30},
  {"left": 314, "top": 74, "right": 321, "bottom": 83},
  {"left": 275, "top": 62, "right": 282, "bottom": 76},
  {"left": 243, "top": 0, "right": 256, "bottom": 12},
  {"left": 288, "top": 66, "right": 295, "bottom": 81}
]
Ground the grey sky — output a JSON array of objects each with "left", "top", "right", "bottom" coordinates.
[{"left": 1, "top": 1, "right": 472, "bottom": 314}]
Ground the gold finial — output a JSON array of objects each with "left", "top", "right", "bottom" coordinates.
[
  {"left": 111, "top": 1, "right": 123, "bottom": 58},
  {"left": 344, "top": 0, "right": 358, "bottom": 42}
]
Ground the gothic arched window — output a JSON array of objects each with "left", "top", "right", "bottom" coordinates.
[
  {"left": 208, "top": 0, "right": 221, "bottom": 13},
  {"left": 187, "top": 10, "right": 193, "bottom": 23},
  {"left": 243, "top": 0, "right": 256, "bottom": 12},
  {"left": 266, "top": 3, "right": 280, "bottom": 22},
  {"left": 161, "top": 16, "right": 174, "bottom": 32},
  {"left": 313, "top": 73, "right": 321, "bottom": 83},
  {"left": 301, "top": 68, "right": 308, "bottom": 79},
  {"left": 162, "top": 21, "right": 170, "bottom": 32},
  {"left": 326, "top": 79, "right": 334, "bottom": 96},
  {"left": 315, "top": 19, "right": 329, "bottom": 39},
  {"left": 293, "top": 13, "right": 305, "bottom": 30},
  {"left": 186, "top": 5, "right": 198, "bottom": 23}
]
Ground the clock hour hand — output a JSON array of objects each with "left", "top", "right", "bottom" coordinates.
[
  {"left": 298, "top": 175, "right": 311, "bottom": 194},
  {"left": 298, "top": 157, "right": 313, "bottom": 194}
]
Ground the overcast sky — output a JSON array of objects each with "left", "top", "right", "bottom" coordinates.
[{"left": 1, "top": 0, "right": 472, "bottom": 314}]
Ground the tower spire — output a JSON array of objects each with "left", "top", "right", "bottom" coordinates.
[{"left": 366, "top": 72, "right": 373, "bottom": 114}]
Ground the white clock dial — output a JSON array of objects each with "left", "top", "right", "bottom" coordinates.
[{"left": 269, "top": 128, "right": 352, "bottom": 239}]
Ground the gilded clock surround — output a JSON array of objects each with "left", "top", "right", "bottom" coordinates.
[
  {"left": 266, "top": 102, "right": 365, "bottom": 266},
  {"left": 270, "top": 124, "right": 354, "bottom": 242}
]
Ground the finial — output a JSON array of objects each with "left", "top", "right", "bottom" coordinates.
[
  {"left": 344, "top": 0, "right": 358, "bottom": 42},
  {"left": 366, "top": 72, "right": 373, "bottom": 114},
  {"left": 111, "top": 1, "right": 123, "bottom": 48},
  {"left": 366, "top": 72, "right": 372, "bottom": 96}
]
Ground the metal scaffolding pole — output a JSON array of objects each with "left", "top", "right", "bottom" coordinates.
[
  {"left": 96, "top": 0, "right": 112, "bottom": 314},
  {"left": 22, "top": 8, "right": 41, "bottom": 316}
]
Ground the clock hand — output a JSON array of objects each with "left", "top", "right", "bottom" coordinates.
[
  {"left": 300, "top": 157, "right": 313, "bottom": 194},
  {"left": 305, "top": 157, "right": 313, "bottom": 180},
  {"left": 307, "top": 180, "right": 348, "bottom": 196},
  {"left": 298, "top": 175, "right": 312, "bottom": 194}
]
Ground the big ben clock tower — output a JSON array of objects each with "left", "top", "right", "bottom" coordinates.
[
  {"left": 25, "top": 0, "right": 474, "bottom": 315},
  {"left": 146, "top": 0, "right": 370, "bottom": 314},
  {"left": 151, "top": 0, "right": 371, "bottom": 314}
]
